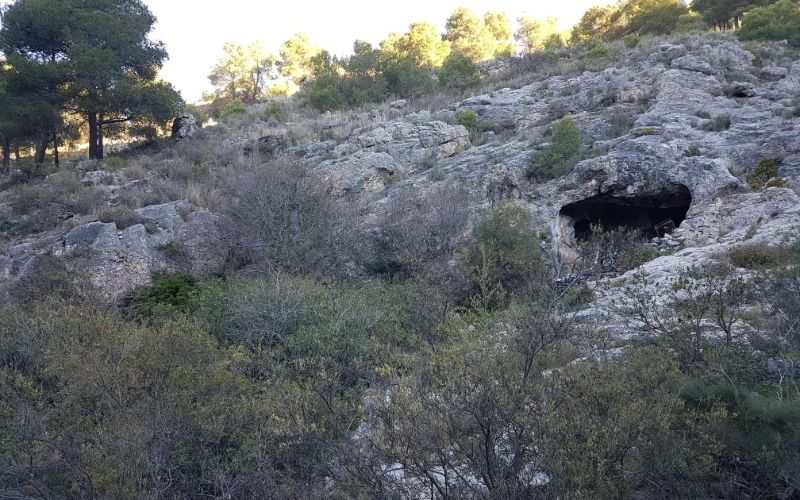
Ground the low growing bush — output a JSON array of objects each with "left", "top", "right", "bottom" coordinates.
[
  {"left": 729, "top": 243, "right": 786, "bottom": 269},
  {"left": 98, "top": 206, "right": 142, "bottom": 229},
  {"left": 219, "top": 100, "right": 247, "bottom": 119},
  {"left": 126, "top": 273, "right": 199, "bottom": 319},
  {"left": 456, "top": 109, "right": 479, "bottom": 132},
  {"left": 749, "top": 157, "right": 780, "bottom": 190}
]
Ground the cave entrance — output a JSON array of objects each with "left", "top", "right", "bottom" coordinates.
[{"left": 560, "top": 185, "right": 692, "bottom": 242}]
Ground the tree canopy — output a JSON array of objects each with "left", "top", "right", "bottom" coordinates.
[
  {"left": 445, "top": 7, "right": 515, "bottom": 62},
  {"left": 692, "top": 0, "right": 776, "bottom": 30},
  {"left": 516, "top": 16, "right": 562, "bottom": 53},
  {"left": 208, "top": 41, "right": 278, "bottom": 103},
  {"left": 737, "top": 0, "right": 800, "bottom": 44},
  {"left": 0, "top": 0, "right": 183, "bottom": 160}
]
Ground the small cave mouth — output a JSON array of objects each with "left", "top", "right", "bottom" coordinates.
[{"left": 560, "top": 185, "right": 692, "bottom": 241}]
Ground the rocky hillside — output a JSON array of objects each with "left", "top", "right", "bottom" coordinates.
[
  {"left": 2, "top": 34, "right": 799, "bottom": 313},
  {"left": 4, "top": 31, "right": 800, "bottom": 499}
]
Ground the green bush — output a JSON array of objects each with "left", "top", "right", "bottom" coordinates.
[
  {"left": 684, "top": 145, "right": 702, "bottom": 157},
  {"left": 528, "top": 116, "right": 582, "bottom": 181},
  {"left": 456, "top": 109, "right": 479, "bottom": 132},
  {"left": 729, "top": 243, "right": 786, "bottom": 269},
  {"left": 749, "top": 158, "right": 780, "bottom": 190},
  {"left": 738, "top": 0, "right": 800, "bottom": 43},
  {"left": 635, "top": 127, "right": 657, "bottom": 136},
  {"left": 714, "top": 113, "right": 731, "bottom": 131},
  {"left": 380, "top": 56, "right": 435, "bottom": 97},
  {"left": 628, "top": 0, "right": 687, "bottom": 35},
  {"left": 262, "top": 101, "right": 284, "bottom": 121},
  {"left": 127, "top": 273, "right": 198, "bottom": 318},
  {"left": 584, "top": 39, "right": 611, "bottom": 59},
  {"left": 460, "top": 204, "right": 544, "bottom": 309},
  {"left": 98, "top": 206, "right": 142, "bottom": 229},
  {"left": 308, "top": 84, "right": 344, "bottom": 112},
  {"left": 676, "top": 12, "right": 707, "bottom": 32},
  {"left": 157, "top": 241, "right": 185, "bottom": 258},
  {"left": 623, "top": 34, "right": 640, "bottom": 48},
  {"left": 219, "top": 100, "right": 247, "bottom": 119},
  {"left": 438, "top": 51, "right": 480, "bottom": 89}
]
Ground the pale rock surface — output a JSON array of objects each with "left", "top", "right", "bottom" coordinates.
[{"left": 171, "top": 113, "right": 199, "bottom": 139}]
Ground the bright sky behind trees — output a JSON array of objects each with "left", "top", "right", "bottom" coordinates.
[{"left": 144, "top": 0, "right": 614, "bottom": 102}]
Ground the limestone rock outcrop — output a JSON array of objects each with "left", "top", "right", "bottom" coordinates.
[
  {"left": 3, "top": 35, "right": 800, "bottom": 316},
  {"left": 1, "top": 201, "right": 226, "bottom": 302},
  {"left": 171, "top": 113, "right": 199, "bottom": 139}
]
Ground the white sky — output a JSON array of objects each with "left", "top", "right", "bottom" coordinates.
[{"left": 147, "top": 0, "right": 615, "bottom": 103}]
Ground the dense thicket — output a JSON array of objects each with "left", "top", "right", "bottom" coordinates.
[{"left": 2, "top": 197, "right": 799, "bottom": 497}]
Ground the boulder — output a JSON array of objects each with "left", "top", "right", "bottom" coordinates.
[
  {"left": 389, "top": 99, "right": 407, "bottom": 109},
  {"left": 0, "top": 201, "right": 226, "bottom": 302},
  {"left": 171, "top": 113, "right": 199, "bottom": 139},
  {"left": 81, "top": 170, "right": 120, "bottom": 187},
  {"left": 725, "top": 81, "right": 756, "bottom": 98},
  {"left": 760, "top": 65, "right": 789, "bottom": 81}
]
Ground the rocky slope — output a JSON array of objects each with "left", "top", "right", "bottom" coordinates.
[{"left": 2, "top": 34, "right": 799, "bottom": 315}]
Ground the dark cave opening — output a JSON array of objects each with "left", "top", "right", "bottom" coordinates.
[{"left": 560, "top": 185, "right": 692, "bottom": 241}]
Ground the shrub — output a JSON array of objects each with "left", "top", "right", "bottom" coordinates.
[
  {"left": 8, "top": 183, "right": 50, "bottom": 215},
  {"left": 584, "top": 39, "right": 611, "bottom": 59},
  {"left": 9, "top": 254, "right": 94, "bottom": 303},
  {"left": 684, "top": 145, "right": 702, "bottom": 157},
  {"left": 438, "top": 51, "right": 480, "bottom": 89},
  {"left": 456, "top": 109, "right": 479, "bottom": 132},
  {"left": 380, "top": 56, "right": 435, "bottom": 97},
  {"left": 676, "top": 12, "right": 707, "bottom": 32},
  {"left": 158, "top": 241, "right": 185, "bottom": 258},
  {"left": 713, "top": 113, "right": 731, "bottom": 131},
  {"left": 729, "top": 243, "right": 786, "bottom": 269},
  {"left": 635, "top": 127, "right": 657, "bottom": 136},
  {"left": 764, "top": 242, "right": 800, "bottom": 346},
  {"left": 623, "top": 35, "right": 640, "bottom": 48},
  {"left": 580, "top": 225, "right": 660, "bottom": 275},
  {"left": 738, "top": 0, "right": 800, "bottom": 43},
  {"left": 224, "top": 163, "right": 341, "bottom": 274},
  {"left": 749, "top": 158, "right": 780, "bottom": 190},
  {"left": 126, "top": 273, "right": 198, "bottom": 318},
  {"left": 219, "top": 100, "right": 247, "bottom": 119},
  {"left": 604, "top": 108, "right": 636, "bottom": 139},
  {"left": 263, "top": 101, "right": 284, "bottom": 121},
  {"left": 460, "top": 204, "right": 544, "bottom": 308},
  {"left": 98, "top": 206, "right": 142, "bottom": 229},
  {"left": 370, "top": 184, "right": 470, "bottom": 280},
  {"left": 528, "top": 116, "right": 582, "bottom": 181},
  {"left": 308, "top": 84, "right": 344, "bottom": 112}
]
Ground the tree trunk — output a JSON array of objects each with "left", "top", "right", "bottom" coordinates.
[
  {"left": 53, "top": 133, "right": 59, "bottom": 167},
  {"left": 1, "top": 140, "right": 10, "bottom": 173},
  {"left": 14, "top": 145, "right": 20, "bottom": 161},
  {"left": 97, "top": 117, "right": 105, "bottom": 160},
  {"left": 88, "top": 112, "right": 98, "bottom": 159},
  {"left": 35, "top": 132, "right": 48, "bottom": 164}
]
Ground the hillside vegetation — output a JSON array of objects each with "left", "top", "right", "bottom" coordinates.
[{"left": 2, "top": 0, "right": 800, "bottom": 498}]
